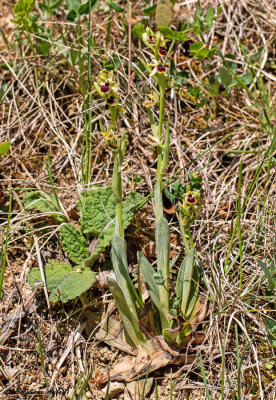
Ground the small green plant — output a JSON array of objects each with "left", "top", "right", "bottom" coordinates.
[
  {"left": 26, "top": 185, "right": 141, "bottom": 302},
  {"left": 13, "top": 0, "right": 37, "bottom": 33},
  {"left": 0, "top": 141, "right": 11, "bottom": 160},
  {"left": 258, "top": 258, "right": 276, "bottom": 348},
  {"left": 0, "top": 185, "right": 12, "bottom": 301},
  {"left": 13, "top": 0, "right": 52, "bottom": 56}
]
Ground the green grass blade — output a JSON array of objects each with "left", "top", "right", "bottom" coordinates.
[
  {"left": 238, "top": 160, "right": 243, "bottom": 290},
  {"left": 258, "top": 260, "right": 275, "bottom": 289},
  {"left": 224, "top": 126, "right": 276, "bottom": 272},
  {"left": 37, "top": 329, "right": 52, "bottom": 400},
  {"left": 199, "top": 352, "right": 211, "bottom": 400},
  {"left": 0, "top": 184, "right": 12, "bottom": 300}
]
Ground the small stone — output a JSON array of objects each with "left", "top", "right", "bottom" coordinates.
[
  {"left": 85, "top": 390, "right": 93, "bottom": 398},
  {"left": 60, "top": 366, "right": 67, "bottom": 376},
  {"left": 102, "top": 382, "right": 125, "bottom": 399},
  {"left": 126, "top": 378, "right": 153, "bottom": 400}
]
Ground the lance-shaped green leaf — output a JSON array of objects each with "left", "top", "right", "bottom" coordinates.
[
  {"left": 155, "top": 216, "right": 170, "bottom": 329},
  {"left": 27, "top": 260, "right": 96, "bottom": 303},
  {"left": 176, "top": 248, "right": 199, "bottom": 318},
  {"left": 258, "top": 259, "right": 276, "bottom": 290},
  {"left": 59, "top": 223, "right": 89, "bottom": 264},
  {"left": 23, "top": 191, "right": 65, "bottom": 222},
  {"left": 138, "top": 252, "right": 169, "bottom": 327},
  {"left": 265, "top": 318, "right": 276, "bottom": 348},
  {"left": 112, "top": 234, "right": 143, "bottom": 312},
  {"left": 184, "top": 264, "right": 200, "bottom": 319},
  {"left": 107, "top": 277, "right": 146, "bottom": 349}
]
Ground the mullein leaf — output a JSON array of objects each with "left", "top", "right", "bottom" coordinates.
[
  {"left": 59, "top": 223, "right": 89, "bottom": 264},
  {"left": 27, "top": 260, "right": 96, "bottom": 303}
]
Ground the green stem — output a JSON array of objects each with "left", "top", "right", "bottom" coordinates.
[
  {"left": 187, "top": 226, "right": 194, "bottom": 248},
  {"left": 0, "top": 184, "right": 12, "bottom": 301},
  {"left": 116, "top": 200, "right": 124, "bottom": 238},
  {"left": 157, "top": 84, "right": 165, "bottom": 139},
  {"left": 179, "top": 213, "right": 190, "bottom": 253},
  {"left": 112, "top": 152, "right": 124, "bottom": 238},
  {"left": 85, "top": 0, "right": 93, "bottom": 185},
  {"left": 164, "top": 39, "right": 176, "bottom": 64},
  {"left": 110, "top": 106, "right": 117, "bottom": 131},
  {"left": 154, "top": 178, "right": 163, "bottom": 220},
  {"left": 154, "top": 80, "right": 171, "bottom": 331},
  {"left": 155, "top": 83, "right": 166, "bottom": 217}
]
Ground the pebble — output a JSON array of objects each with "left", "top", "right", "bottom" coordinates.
[
  {"left": 102, "top": 382, "right": 125, "bottom": 399},
  {"left": 85, "top": 390, "right": 93, "bottom": 398}
]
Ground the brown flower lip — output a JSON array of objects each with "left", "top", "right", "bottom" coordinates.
[
  {"left": 187, "top": 195, "right": 196, "bottom": 204},
  {"left": 158, "top": 47, "right": 167, "bottom": 56},
  {"left": 101, "top": 83, "right": 110, "bottom": 93},
  {"left": 149, "top": 35, "right": 156, "bottom": 44},
  {"left": 106, "top": 96, "right": 116, "bottom": 105},
  {"left": 157, "top": 65, "right": 166, "bottom": 73}
]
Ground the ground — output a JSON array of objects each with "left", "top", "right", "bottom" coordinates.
[{"left": 0, "top": 0, "right": 276, "bottom": 399}]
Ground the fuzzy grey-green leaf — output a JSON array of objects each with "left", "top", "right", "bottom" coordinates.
[
  {"left": 27, "top": 260, "right": 96, "bottom": 303},
  {"left": 79, "top": 186, "right": 116, "bottom": 235},
  {"left": 81, "top": 188, "right": 142, "bottom": 266},
  {"left": 60, "top": 223, "right": 89, "bottom": 264},
  {"left": 155, "top": 0, "right": 173, "bottom": 27}
]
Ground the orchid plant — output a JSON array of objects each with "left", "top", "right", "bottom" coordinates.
[
  {"left": 93, "top": 69, "right": 126, "bottom": 239},
  {"left": 138, "top": 28, "right": 203, "bottom": 344},
  {"left": 92, "top": 28, "right": 204, "bottom": 363}
]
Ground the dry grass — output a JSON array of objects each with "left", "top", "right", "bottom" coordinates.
[{"left": 0, "top": 0, "right": 276, "bottom": 399}]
